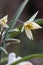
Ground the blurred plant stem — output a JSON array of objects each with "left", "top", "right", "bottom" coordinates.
[
  {"left": 12, "top": 0, "right": 29, "bottom": 21},
  {"left": 0, "top": 28, "right": 6, "bottom": 61},
  {"left": 11, "top": 54, "right": 43, "bottom": 65},
  {"left": 0, "top": 54, "right": 43, "bottom": 64}
]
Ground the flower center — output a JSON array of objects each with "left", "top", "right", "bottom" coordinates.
[
  {"left": 25, "top": 22, "right": 33, "bottom": 30},
  {"left": 2, "top": 19, "right": 6, "bottom": 24}
]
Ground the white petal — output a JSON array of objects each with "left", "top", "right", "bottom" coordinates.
[
  {"left": 14, "top": 28, "right": 19, "bottom": 31},
  {"left": 21, "top": 25, "right": 25, "bottom": 32},
  {"left": 24, "top": 11, "right": 39, "bottom": 25},
  {"left": 25, "top": 29, "right": 33, "bottom": 40},
  {"left": 8, "top": 53, "right": 16, "bottom": 64},
  {"left": 31, "top": 22, "right": 42, "bottom": 29},
  {"left": 8, "top": 53, "right": 16, "bottom": 58},
  {"left": 1, "top": 15, "right": 8, "bottom": 23},
  {"left": 0, "top": 21, "right": 3, "bottom": 24},
  {"left": 2, "top": 23, "right": 9, "bottom": 28}
]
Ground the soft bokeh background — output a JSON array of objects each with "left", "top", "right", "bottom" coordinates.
[{"left": 0, "top": 0, "right": 43, "bottom": 65}]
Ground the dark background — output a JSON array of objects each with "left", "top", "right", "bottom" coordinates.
[{"left": 0, "top": 0, "right": 43, "bottom": 20}]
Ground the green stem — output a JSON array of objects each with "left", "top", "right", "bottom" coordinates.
[
  {"left": 0, "top": 28, "right": 6, "bottom": 60},
  {"left": 12, "top": 0, "right": 29, "bottom": 21},
  {"left": 2, "top": 0, "right": 29, "bottom": 41},
  {"left": 11, "top": 54, "right": 43, "bottom": 65},
  {"left": 0, "top": 28, "right": 3, "bottom": 60},
  {"left": 0, "top": 54, "right": 43, "bottom": 64}
]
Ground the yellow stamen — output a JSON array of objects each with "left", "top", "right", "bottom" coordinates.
[
  {"left": 2, "top": 19, "right": 6, "bottom": 24},
  {"left": 25, "top": 22, "right": 33, "bottom": 30}
]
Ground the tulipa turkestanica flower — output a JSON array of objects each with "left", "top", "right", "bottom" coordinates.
[
  {"left": 0, "top": 15, "right": 9, "bottom": 28},
  {"left": 21, "top": 11, "right": 42, "bottom": 40}
]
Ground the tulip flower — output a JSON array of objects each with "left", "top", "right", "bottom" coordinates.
[
  {"left": 21, "top": 11, "right": 42, "bottom": 40},
  {"left": 0, "top": 15, "right": 9, "bottom": 28}
]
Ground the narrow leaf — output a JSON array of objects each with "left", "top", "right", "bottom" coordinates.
[
  {"left": 8, "top": 28, "right": 19, "bottom": 34},
  {"left": 0, "top": 54, "right": 43, "bottom": 64},
  {"left": 0, "top": 47, "right": 8, "bottom": 54},
  {"left": 35, "top": 18, "right": 43, "bottom": 24},
  {"left": 3, "top": 0, "right": 29, "bottom": 40},
  {"left": 5, "top": 38, "right": 20, "bottom": 44},
  {"left": 12, "top": 0, "right": 29, "bottom": 21},
  {"left": 11, "top": 54, "right": 43, "bottom": 65}
]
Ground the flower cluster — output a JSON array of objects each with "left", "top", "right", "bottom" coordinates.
[
  {"left": 0, "top": 15, "right": 9, "bottom": 28},
  {"left": 0, "top": 0, "right": 43, "bottom": 64}
]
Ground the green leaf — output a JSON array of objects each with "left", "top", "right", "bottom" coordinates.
[
  {"left": 0, "top": 54, "right": 43, "bottom": 64},
  {"left": 8, "top": 0, "right": 29, "bottom": 29},
  {"left": 8, "top": 28, "right": 19, "bottom": 34},
  {"left": 8, "top": 0, "right": 29, "bottom": 30},
  {"left": 12, "top": 0, "right": 29, "bottom": 21},
  {"left": 4, "top": 0, "right": 29, "bottom": 40},
  {"left": 35, "top": 18, "right": 43, "bottom": 24},
  {"left": 11, "top": 54, "right": 43, "bottom": 65},
  {"left": 0, "top": 47, "right": 8, "bottom": 54},
  {"left": 5, "top": 38, "right": 20, "bottom": 45},
  {"left": 7, "top": 28, "right": 19, "bottom": 37},
  {"left": 10, "top": 25, "right": 22, "bottom": 38}
]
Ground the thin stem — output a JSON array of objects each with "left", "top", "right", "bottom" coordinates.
[
  {"left": 0, "top": 54, "right": 43, "bottom": 64},
  {"left": 11, "top": 54, "right": 43, "bottom": 65},
  {"left": 0, "top": 28, "right": 3, "bottom": 60},
  {"left": 0, "top": 28, "right": 6, "bottom": 60}
]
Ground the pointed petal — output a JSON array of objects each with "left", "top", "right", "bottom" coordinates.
[
  {"left": 0, "top": 21, "right": 9, "bottom": 28},
  {"left": 25, "top": 29, "right": 33, "bottom": 40},
  {"left": 31, "top": 22, "right": 42, "bottom": 29},
  {"left": 25, "top": 11, "right": 39, "bottom": 25},
  {"left": 1, "top": 15, "right": 8, "bottom": 23},
  {"left": 21, "top": 25, "right": 25, "bottom": 32},
  {"left": 2, "top": 23, "right": 9, "bottom": 28},
  {"left": 1, "top": 15, "right": 8, "bottom": 20}
]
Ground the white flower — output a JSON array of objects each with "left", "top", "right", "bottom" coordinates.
[
  {"left": 6, "top": 52, "right": 33, "bottom": 65},
  {"left": 21, "top": 11, "right": 42, "bottom": 40},
  {"left": 0, "top": 15, "right": 9, "bottom": 28},
  {"left": 7, "top": 53, "right": 16, "bottom": 64}
]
